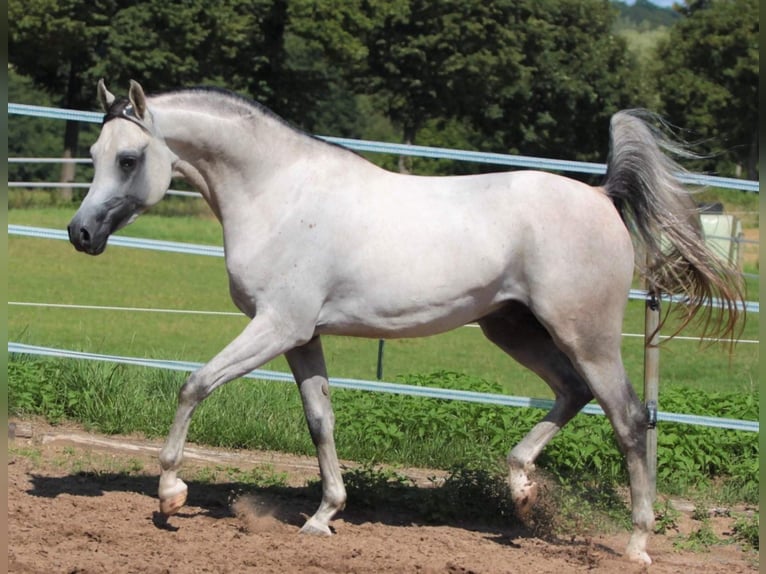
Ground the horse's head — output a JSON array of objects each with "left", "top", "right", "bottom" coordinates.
[{"left": 68, "top": 80, "right": 175, "bottom": 255}]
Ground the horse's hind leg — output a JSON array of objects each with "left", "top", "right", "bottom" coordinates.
[
  {"left": 483, "top": 304, "right": 654, "bottom": 564},
  {"left": 566, "top": 352, "right": 654, "bottom": 564},
  {"left": 479, "top": 305, "right": 594, "bottom": 516},
  {"left": 285, "top": 336, "right": 347, "bottom": 535}
]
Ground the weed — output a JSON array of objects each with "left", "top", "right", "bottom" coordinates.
[
  {"left": 540, "top": 478, "right": 631, "bottom": 538},
  {"left": 236, "top": 465, "right": 289, "bottom": 488},
  {"left": 9, "top": 446, "right": 43, "bottom": 465},
  {"left": 342, "top": 464, "right": 413, "bottom": 510},
  {"left": 653, "top": 497, "right": 681, "bottom": 534},
  {"left": 731, "top": 512, "right": 759, "bottom": 551},
  {"left": 673, "top": 519, "right": 721, "bottom": 552},
  {"left": 422, "top": 463, "right": 515, "bottom": 526}
]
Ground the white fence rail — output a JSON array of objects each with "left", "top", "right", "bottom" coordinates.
[
  {"left": 7, "top": 104, "right": 759, "bottom": 435},
  {"left": 8, "top": 102, "right": 760, "bottom": 192},
  {"left": 7, "top": 342, "right": 759, "bottom": 433}
]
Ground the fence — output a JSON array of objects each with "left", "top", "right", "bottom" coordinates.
[{"left": 7, "top": 104, "right": 760, "bottom": 436}]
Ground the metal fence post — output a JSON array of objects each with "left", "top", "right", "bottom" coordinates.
[
  {"left": 643, "top": 288, "right": 660, "bottom": 503},
  {"left": 376, "top": 339, "right": 385, "bottom": 380}
]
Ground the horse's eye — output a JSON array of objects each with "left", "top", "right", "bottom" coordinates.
[{"left": 119, "top": 156, "right": 137, "bottom": 170}]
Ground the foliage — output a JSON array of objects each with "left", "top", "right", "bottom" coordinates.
[
  {"left": 653, "top": 497, "right": 681, "bottom": 534},
  {"left": 672, "top": 518, "right": 722, "bottom": 552},
  {"left": 654, "top": 0, "right": 759, "bottom": 179},
  {"left": 9, "top": 0, "right": 757, "bottom": 181},
  {"left": 612, "top": 0, "right": 681, "bottom": 30},
  {"left": 8, "top": 0, "right": 114, "bottom": 109},
  {"left": 11, "top": 357, "right": 756, "bottom": 506},
  {"left": 479, "top": 0, "right": 644, "bottom": 163},
  {"left": 335, "top": 462, "right": 517, "bottom": 526},
  {"left": 8, "top": 0, "right": 678, "bottom": 178},
  {"left": 8, "top": 70, "right": 62, "bottom": 183},
  {"left": 732, "top": 512, "right": 759, "bottom": 551},
  {"left": 361, "top": 1, "right": 525, "bottom": 148},
  {"left": 655, "top": 387, "right": 758, "bottom": 500}
]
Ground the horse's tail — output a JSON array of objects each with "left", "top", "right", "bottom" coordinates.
[{"left": 602, "top": 109, "right": 744, "bottom": 341}]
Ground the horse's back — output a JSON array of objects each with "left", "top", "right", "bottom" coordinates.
[{"left": 313, "top": 168, "right": 634, "bottom": 338}]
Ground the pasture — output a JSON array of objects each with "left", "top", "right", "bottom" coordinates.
[
  {"left": 9, "top": 202, "right": 759, "bottom": 485},
  {"left": 8, "top": 196, "right": 760, "bottom": 565},
  {"left": 8, "top": 204, "right": 759, "bottom": 398}
]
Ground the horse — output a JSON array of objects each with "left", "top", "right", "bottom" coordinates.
[{"left": 67, "top": 80, "right": 743, "bottom": 565}]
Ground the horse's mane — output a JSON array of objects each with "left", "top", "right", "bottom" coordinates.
[
  {"left": 178, "top": 86, "right": 301, "bottom": 130},
  {"left": 150, "top": 86, "right": 353, "bottom": 155}
]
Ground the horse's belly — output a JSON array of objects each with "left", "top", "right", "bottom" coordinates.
[{"left": 315, "top": 280, "right": 518, "bottom": 339}]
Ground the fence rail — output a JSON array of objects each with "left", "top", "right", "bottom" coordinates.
[
  {"left": 8, "top": 103, "right": 760, "bottom": 193},
  {"left": 7, "top": 104, "right": 759, "bottom": 439},
  {"left": 9, "top": 224, "right": 759, "bottom": 313},
  {"left": 8, "top": 342, "right": 758, "bottom": 433}
]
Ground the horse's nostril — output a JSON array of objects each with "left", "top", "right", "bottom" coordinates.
[{"left": 80, "top": 227, "right": 91, "bottom": 244}]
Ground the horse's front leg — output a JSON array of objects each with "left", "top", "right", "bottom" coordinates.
[
  {"left": 158, "top": 314, "right": 304, "bottom": 516},
  {"left": 285, "top": 336, "right": 346, "bottom": 535}
]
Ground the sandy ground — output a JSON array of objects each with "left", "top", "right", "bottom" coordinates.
[{"left": 7, "top": 419, "right": 758, "bottom": 574}]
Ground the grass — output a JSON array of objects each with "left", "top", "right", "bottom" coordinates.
[
  {"left": 8, "top": 202, "right": 759, "bottom": 507},
  {"left": 9, "top": 204, "right": 759, "bottom": 399},
  {"left": 8, "top": 355, "right": 758, "bottom": 501}
]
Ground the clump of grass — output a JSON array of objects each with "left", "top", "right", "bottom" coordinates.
[
  {"left": 673, "top": 519, "right": 721, "bottom": 553},
  {"left": 653, "top": 497, "right": 681, "bottom": 535},
  {"left": 731, "top": 512, "right": 759, "bottom": 551},
  {"left": 334, "top": 461, "right": 518, "bottom": 529}
]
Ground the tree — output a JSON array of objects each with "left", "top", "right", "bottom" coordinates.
[
  {"left": 360, "top": 0, "right": 526, "bottom": 171},
  {"left": 9, "top": 0, "right": 354, "bottom": 178},
  {"left": 473, "top": 0, "right": 644, "bottom": 165},
  {"left": 9, "top": 0, "right": 116, "bottom": 197},
  {"left": 8, "top": 69, "right": 63, "bottom": 184},
  {"left": 347, "top": 0, "right": 643, "bottom": 171},
  {"left": 654, "top": 0, "right": 758, "bottom": 179}
]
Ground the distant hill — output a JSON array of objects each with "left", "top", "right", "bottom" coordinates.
[{"left": 612, "top": 0, "right": 682, "bottom": 29}]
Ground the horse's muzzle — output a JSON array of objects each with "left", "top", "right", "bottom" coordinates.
[
  {"left": 67, "top": 221, "right": 107, "bottom": 255},
  {"left": 67, "top": 196, "right": 142, "bottom": 255}
]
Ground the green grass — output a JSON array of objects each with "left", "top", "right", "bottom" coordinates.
[
  {"left": 8, "top": 201, "right": 759, "bottom": 518},
  {"left": 9, "top": 206, "right": 758, "bottom": 400},
  {"left": 8, "top": 357, "right": 758, "bottom": 506}
]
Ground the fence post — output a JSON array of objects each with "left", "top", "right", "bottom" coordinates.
[
  {"left": 376, "top": 339, "right": 385, "bottom": 380},
  {"left": 643, "top": 288, "right": 660, "bottom": 503}
]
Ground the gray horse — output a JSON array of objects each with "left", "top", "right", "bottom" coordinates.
[{"left": 68, "top": 80, "right": 743, "bottom": 564}]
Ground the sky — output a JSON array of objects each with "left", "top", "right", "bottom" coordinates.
[{"left": 627, "top": 0, "right": 679, "bottom": 6}]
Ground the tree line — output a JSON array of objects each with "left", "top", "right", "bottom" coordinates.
[{"left": 8, "top": 0, "right": 758, "bottom": 183}]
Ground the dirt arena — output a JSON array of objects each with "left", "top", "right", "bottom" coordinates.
[{"left": 8, "top": 419, "right": 758, "bottom": 574}]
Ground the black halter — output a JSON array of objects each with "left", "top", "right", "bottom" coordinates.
[{"left": 102, "top": 97, "right": 150, "bottom": 132}]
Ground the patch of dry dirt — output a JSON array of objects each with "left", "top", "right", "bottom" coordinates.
[{"left": 7, "top": 419, "right": 758, "bottom": 574}]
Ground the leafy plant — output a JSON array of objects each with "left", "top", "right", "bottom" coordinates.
[
  {"left": 732, "top": 512, "right": 759, "bottom": 551},
  {"left": 342, "top": 464, "right": 413, "bottom": 510},
  {"left": 673, "top": 519, "right": 721, "bottom": 552},
  {"left": 653, "top": 497, "right": 681, "bottom": 535}
]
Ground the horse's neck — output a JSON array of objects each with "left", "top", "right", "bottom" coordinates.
[
  {"left": 150, "top": 95, "right": 307, "bottom": 219},
  {"left": 151, "top": 99, "right": 289, "bottom": 171}
]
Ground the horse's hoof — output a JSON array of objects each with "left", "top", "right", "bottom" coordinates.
[
  {"left": 626, "top": 549, "right": 652, "bottom": 565},
  {"left": 626, "top": 531, "right": 651, "bottom": 564},
  {"left": 159, "top": 481, "right": 188, "bottom": 516},
  {"left": 512, "top": 481, "right": 539, "bottom": 517},
  {"left": 299, "top": 518, "right": 333, "bottom": 536}
]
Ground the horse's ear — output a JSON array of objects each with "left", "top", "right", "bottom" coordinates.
[
  {"left": 128, "top": 80, "right": 148, "bottom": 119},
  {"left": 97, "top": 79, "right": 116, "bottom": 111}
]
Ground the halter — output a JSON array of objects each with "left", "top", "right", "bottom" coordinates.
[{"left": 102, "top": 98, "right": 152, "bottom": 132}]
